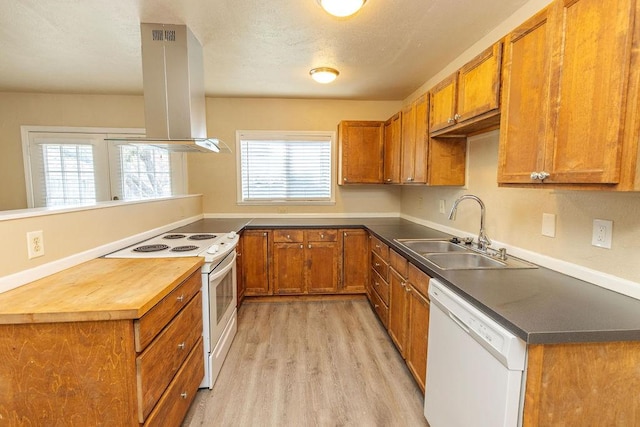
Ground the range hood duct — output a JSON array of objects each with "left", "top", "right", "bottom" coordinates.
[{"left": 108, "top": 23, "right": 229, "bottom": 153}]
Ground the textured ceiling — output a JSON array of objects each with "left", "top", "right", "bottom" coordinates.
[{"left": 0, "top": 0, "right": 530, "bottom": 100}]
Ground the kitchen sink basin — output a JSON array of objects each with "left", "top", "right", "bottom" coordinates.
[
  {"left": 424, "top": 253, "right": 506, "bottom": 270},
  {"left": 395, "top": 238, "right": 537, "bottom": 270},
  {"left": 395, "top": 239, "right": 468, "bottom": 254}
]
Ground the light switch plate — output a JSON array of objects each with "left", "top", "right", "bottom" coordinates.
[
  {"left": 542, "top": 213, "right": 556, "bottom": 237},
  {"left": 592, "top": 219, "right": 613, "bottom": 249}
]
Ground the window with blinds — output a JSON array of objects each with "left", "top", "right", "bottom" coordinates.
[
  {"left": 238, "top": 131, "right": 334, "bottom": 204},
  {"left": 22, "top": 128, "right": 186, "bottom": 208}
]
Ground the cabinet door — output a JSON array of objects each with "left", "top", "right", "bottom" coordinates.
[
  {"left": 242, "top": 230, "right": 271, "bottom": 296},
  {"left": 544, "top": 0, "right": 633, "bottom": 184},
  {"left": 307, "top": 241, "right": 340, "bottom": 293},
  {"left": 429, "top": 74, "right": 457, "bottom": 133},
  {"left": 338, "top": 121, "right": 384, "bottom": 184},
  {"left": 388, "top": 268, "right": 409, "bottom": 357},
  {"left": 273, "top": 243, "right": 305, "bottom": 294},
  {"left": 457, "top": 43, "right": 503, "bottom": 123},
  {"left": 342, "top": 229, "right": 368, "bottom": 293},
  {"left": 406, "top": 283, "right": 430, "bottom": 394},
  {"left": 401, "top": 103, "right": 417, "bottom": 183},
  {"left": 498, "top": 8, "right": 551, "bottom": 183},
  {"left": 383, "top": 113, "right": 402, "bottom": 184},
  {"left": 412, "top": 95, "right": 429, "bottom": 184}
]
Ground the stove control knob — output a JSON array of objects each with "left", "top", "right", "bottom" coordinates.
[
  {"left": 227, "top": 231, "right": 237, "bottom": 239},
  {"left": 207, "top": 244, "right": 220, "bottom": 254}
]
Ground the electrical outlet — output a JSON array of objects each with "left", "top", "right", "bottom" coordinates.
[
  {"left": 27, "top": 230, "right": 45, "bottom": 259},
  {"left": 591, "top": 219, "right": 613, "bottom": 249},
  {"left": 439, "top": 200, "right": 446, "bottom": 214},
  {"left": 541, "top": 213, "right": 556, "bottom": 237}
]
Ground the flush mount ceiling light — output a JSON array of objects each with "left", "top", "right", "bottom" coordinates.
[
  {"left": 310, "top": 67, "right": 340, "bottom": 84},
  {"left": 317, "top": 0, "right": 367, "bottom": 17}
]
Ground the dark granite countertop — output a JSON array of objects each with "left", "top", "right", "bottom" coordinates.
[{"left": 174, "top": 217, "right": 640, "bottom": 345}]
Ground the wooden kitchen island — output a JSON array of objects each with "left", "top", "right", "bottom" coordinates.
[{"left": 0, "top": 257, "right": 204, "bottom": 426}]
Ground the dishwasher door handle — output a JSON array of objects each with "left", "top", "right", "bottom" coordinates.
[{"left": 448, "top": 311, "right": 470, "bottom": 333}]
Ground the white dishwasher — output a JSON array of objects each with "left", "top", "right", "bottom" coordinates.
[{"left": 424, "top": 279, "right": 527, "bottom": 427}]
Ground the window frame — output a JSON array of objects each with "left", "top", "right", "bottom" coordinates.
[
  {"left": 21, "top": 126, "right": 187, "bottom": 208},
  {"left": 235, "top": 130, "right": 336, "bottom": 206}
]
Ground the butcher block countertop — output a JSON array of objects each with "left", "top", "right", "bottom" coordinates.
[{"left": 0, "top": 257, "right": 203, "bottom": 325}]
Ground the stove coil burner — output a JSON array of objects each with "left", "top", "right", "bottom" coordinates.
[
  {"left": 171, "top": 245, "right": 200, "bottom": 252},
  {"left": 133, "top": 244, "right": 170, "bottom": 253},
  {"left": 163, "top": 234, "right": 186, "bottom": 240},
  {"left": 188, "top": 234, "right": 217, "bottom": 241}
]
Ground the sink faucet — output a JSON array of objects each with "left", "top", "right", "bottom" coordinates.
[{"left": 448, "top": 194, "right": 492, "bottom": 252}]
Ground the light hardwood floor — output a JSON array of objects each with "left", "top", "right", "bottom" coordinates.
[{"left": 183, "top": 298, "right": 429, "bottom": 427}]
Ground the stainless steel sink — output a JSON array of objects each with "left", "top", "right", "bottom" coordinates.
[
  {"left": 394, "top": 238, "right": 537, "bottom": 270},
  {"left": 424, "top": 253, "right": 506, "bottom": 270},
  {"left": 395, "top": 239, "right": 468, "bottom": 254}
]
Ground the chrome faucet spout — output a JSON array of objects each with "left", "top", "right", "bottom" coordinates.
[{"left": 447, "top": 194, "right": 492, "bottom": 251}]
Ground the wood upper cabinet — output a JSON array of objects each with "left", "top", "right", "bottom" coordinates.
[
  {"left": 499, "top": 0, "right": 640, "bottom": 190},
  {"left": 241, "top": 230, "right": 271, "bottom": 296},
  {"left": 401, "top": 95, "right": 429, "bottom": 184},
  {"left": 430, "top": 42, "right": 503, "bottom": 136},
  {"left": 383, "top": 113, "right": 402, "bottom": 184},
  {"left": 338, "top": 120, "right": 384, "bottom": 184},
  {"left": 341, "top": 229, "right": 369, "bottom": 293}
]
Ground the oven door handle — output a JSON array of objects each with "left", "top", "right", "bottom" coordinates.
[{"left": 208, "top": 251, "right": 236, "bottom": 281}]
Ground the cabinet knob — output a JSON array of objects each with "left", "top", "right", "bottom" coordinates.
[
  {"left": 406, "top": 177, "right": 413, "bottom": 181},
  {"left": 177, "top": 342, "right": 186, "bottom": 350},
  {"left": 320, "top": 234, "right": 324, "bottom": 239},
  {"left": 308, "top": 244, "right": 312, "bottom": 249},
  {"left": 375, "top": 244, "right": 381, "bottom": 249},
  {"left": 454, "top": 113, "right": 461, "bottom": 121},
  {"left": 539, "top": 171, "right": 550, "bottom": 180},
  {"left": 263, "top": 232, "right": 267, "bottom": 237},
  {"left": 386, "top": 178, "right": 392, "bottom": 182},
  {"left": 180, "top": 392, "right": 188, "bottom": 399},
  {"left": 400, "top": 282, "right": 406, "bottom": 288},
  {"left": 447, "top": 117, "right": 454, "bottom": 124},
  {"left": 300, "top": 244, "right": 303, "bottom": 249},
  {"left": 530, "top": 171, "right": 550, "bottom": 181},
  {"left": 374, "top": 304, "right": 380, "bottom": 309},
  {"left": 405, "top": 287, "right": 412, "bottom": 293},
  {"left": 375, "top": 281, "right": 379, "bottom": 287},
  {"left": 344, "top": 178, "right": 348, "bottom": 182},
  {"left": 176, "top": 295, "right": 184, "bottom": 302},
  {"left": 344, "top": 232, "right": 347, "bottom": 237},
  {"left": 374, "top": 262, "right": 381, "bottom": 267}
]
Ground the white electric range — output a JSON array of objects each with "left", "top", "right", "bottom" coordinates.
[{"left": 105, "top": 231, "right": 239, "bottom": 389}]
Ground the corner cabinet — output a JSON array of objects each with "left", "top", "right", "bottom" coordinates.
[
  {"left": 430, "top": 42, "right": 503, "bottom": 137},
  {"left": 498, "top": 0, "right": 640, "bottom": 190},
  {"left": 338, "top": 120, "right": 384, "bottom": 184}
]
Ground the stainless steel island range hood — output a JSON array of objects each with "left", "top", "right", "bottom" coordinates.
[{"left": 108, "top": 23, "right": 229, "bottom": 153}]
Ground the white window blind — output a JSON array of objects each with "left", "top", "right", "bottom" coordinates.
[
  {"left": 114, "top": 145, "right": 172, "bottom": 200},
  {"left": 23, "top": 128, "right": 186, "bottom": 208},
  {"left": 239, "top": 132, "right": 333, "bottom": 203}
]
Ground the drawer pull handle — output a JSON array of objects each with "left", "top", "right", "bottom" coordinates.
[
  {"left": 178, "top": 342, "right": 186, "bottom": 350},
  {"left": 181, "top": 392, "right": 188, "bottom": 399},
  {"left": 374, "top": 263, "right": 381, "bottom": 267},
  {"left": 375, "top": 244, "right": 381, "bottom": 248},
  {"left": 176, "top": 295, "right": 184, "bottom": 302}
]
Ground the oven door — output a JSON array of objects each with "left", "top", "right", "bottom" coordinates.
[{"left": 208, "top": 251, "right": 237, "bottom": 352}]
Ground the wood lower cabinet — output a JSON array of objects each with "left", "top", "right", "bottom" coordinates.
[
  {"left": 236, "top": 237, "right": 245, "bottom": 306},
  {"left": 338, "top": 120, "right": 384, "bottom": 184},
  {"left": 498, "top": 0, "right": 640, "bottom": 190},
  {"left": 0, "top": 269, "right": 204, "bottom": 426},
  {"left": 388, "top": 251, "right": 409, "bottom": 356},
  {"left": 272, "top": 229, "right": 341, "bottom": 295},
  {"left": 341, "top": 229, "right": 369, "bottom": 293},
  {"left": 241, "top": 230, "right": 271, "bottom": 296},
  {"left": 405, "top": 264, "right": 430, "bottom": 393}
]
